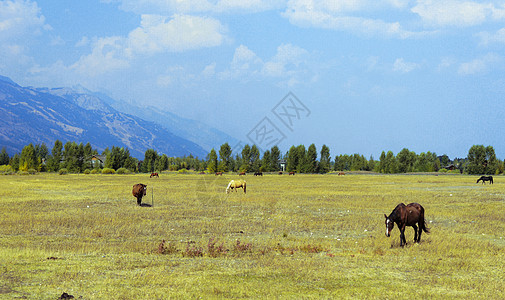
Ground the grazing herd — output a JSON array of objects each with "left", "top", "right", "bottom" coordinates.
[{"left": 131, "top": 172, "right": 495, "bottom": 247}]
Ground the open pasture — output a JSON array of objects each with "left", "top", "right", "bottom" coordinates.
[{"left": 1, "top": 173, "right": 504, "bottom": 299}]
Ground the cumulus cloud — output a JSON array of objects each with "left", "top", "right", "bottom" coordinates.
[
  {"left": 478, "top": 28, "right": 505, "bottom": 46},
  {"left": 458, "top": 53, "right": 502, "bottom": 75},
  {"left": 128, "top": 14, "right": 227, "bottom": 54},
  {"left": 219, "top": 43, "right": 314, "bottom": 87},
  {"left": 0, "top": 0, "right": 50, "bottom": 41},
  {"left": 411, "top": 0, "right": 505, "bottom": 27},
  {"left": 393, "top": 58, "right": 420, "bottom": 73},
  {"left": 68, "top": 14, "right": 227, "bottom": 77},
  {"left": 282, "top": 0, "right": 427, "bottom": 39}
]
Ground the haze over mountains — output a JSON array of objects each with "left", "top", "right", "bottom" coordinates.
[{"left": 0, "top": 76, "right": 239, "bottom": 159}]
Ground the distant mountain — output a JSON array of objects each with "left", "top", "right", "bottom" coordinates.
[
  {"left": 86, "top": 91, "right": 242, "bottom": 153},
  {"left": 0, "top": 76, "right": 208, "bottom": 158}
]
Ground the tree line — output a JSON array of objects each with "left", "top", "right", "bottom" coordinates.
[{"left": 0, "top": 140, "right": 502, "bottom": 175}]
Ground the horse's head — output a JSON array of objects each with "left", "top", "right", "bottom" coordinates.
[
  {"left": 142, "top": 184, "right": 147, "bottom": 195},
  {"left": 226, "top": 181, "right": 233, "bottom": 194},
  {"left": 384, "top": 214, "right": 394, "bottom": 237}
]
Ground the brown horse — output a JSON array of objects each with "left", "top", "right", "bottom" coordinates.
[
  {"left": 239, "top": 172, "right": 246, "bottom": 176},
  {"left": 215, "top": 172, "right": 223, "bottom": 176},
  {"left": 226, "top": 180, "right": 246, "bottom": 194},
  {"left": 385, "top": 203, "right": 429, "bottom": 247},
  {"left": 338, "top": 172, "right": 345, "bottom": 176},
  {"left": 150, "top": 172, "right": 159, "bottom": 178},
  {"left": 278, "top": 171, "right": 283, "bottom": 175},
  {"left": 289, "top": 171, "right": 295, "bottom": 175},
  {"left": 254, "top": 172, "right": 263, "bottom": 176},
  {"left": 132, "top": 183, "right": 147, "bottom": 206}
]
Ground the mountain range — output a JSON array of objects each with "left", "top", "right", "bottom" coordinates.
[{"left": 0, "top": 75, "right": 238, "bottom": 159}]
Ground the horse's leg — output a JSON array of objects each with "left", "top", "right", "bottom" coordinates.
[
  {"left": 417, "top": 223, "right": 422, "bottom": 242},
  {"left": 137, "top": 196, "right": 142, "bottom": 206},
  {"left": 412, "top": 225, "right": 418, "bottom": 242},
  {"left": 400, "top": 225, "right": 406, "bottom": 246}
]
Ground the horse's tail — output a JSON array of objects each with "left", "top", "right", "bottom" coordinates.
[
  {"left": 420, "top": 207, "right": 430, "bottom": 233},
  {"left": 243, "top": 181, "right": 246, "bottom": 194}
]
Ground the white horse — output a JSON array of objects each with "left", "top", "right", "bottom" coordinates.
[{"left": 226, "top": 180, "right": 246, "bottom": 194}]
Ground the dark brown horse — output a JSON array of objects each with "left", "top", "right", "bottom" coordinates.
[
  {"left": 477, "top": 175, "right": 493, "bottom": 184},
  {"left": 239, "top": 172, "right": 246, "bottom": 176},
  {"left": 289, "top": 171, "right": 295, "bottom": 175},
  {"left": 215, "top": 172, "right": 223, "bottom": 176},
  {"left": 254, "top": 172, "right": 263, "bottom": 176},
  {"left": 385, "top": 203, "right": 429, "bottom": 247},
  {"left": 150, "top": 172, "right": 159, "bottom": 178},
  {"left": 132, "top": 183, "right": 147, "bottom": 206}
]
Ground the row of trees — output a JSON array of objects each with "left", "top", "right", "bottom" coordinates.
[{"left": 0, "top": 141, "right": 502, "bottom": 175}]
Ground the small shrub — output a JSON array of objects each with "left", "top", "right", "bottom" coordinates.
[
  {"left": 438, "top": 168, "right": 448, "bottom": 173},
  {"left": 207, "top": 237, "right": 228, "bottom": 257},
  {"left": 102, "top": 168, "right": 115, "bottom": 174},
  {"left": 178, "top": 168, "right": 188, "bottom": 174},
  {"left": 90, "top": 169, "right": 100, "bottom": 174},
  {"left": 59, "top": 168, "right": 68, "bottom": 175},
  {"left": 83, "top": 169, "right": 91, "bottom": 174},
  {"left": 234, "top": 240, "right": 253, "bottom": 253},
  {"left": 183, "top": 242, "right": 204, "bottom": 258},
  {"left": 0, "top": 165, "right": 14, "bottom": 174},
  {"left": 116, "top": 168, "right": 131, "bottom": 174},
  {"left": 156, "top": 240, "right": 179, "bottom": 255}
]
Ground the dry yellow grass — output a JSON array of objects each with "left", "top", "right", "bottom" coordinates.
[{"left": 1, "top": 173, "right": 504, "bottom": 299}]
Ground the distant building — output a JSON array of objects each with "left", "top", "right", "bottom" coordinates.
[
  {"left": 91, "top": 155, "right": 105, "bottom": 168},
  {"left": 279, "top": 159, "right": 286, "bottom": 172}
]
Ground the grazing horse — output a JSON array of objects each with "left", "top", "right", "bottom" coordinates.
[
  {"left": 289, "top": 171, "right": 295, "bottom": 175},
  {"left": 477, "top": 175, "right": 493, "bottom": 184},
  {"left": 215, "top": 172, "right": 223, "bottom": 176},
  {"left": 254, "top": 172, "right": 263, "bottom": 176},
  {"left": 132, "top": 183, "right": 147, "bottom": 206},
  {"left": 239, "top": 172, "right": 246, "bottom": 176},
  {"left": 278, "top": 171, "right": 283, "bottom": 175},
  {"left": 150, "top": 172, "right": 159, "bottom": 178},
  {"left": 384, "top": 203, "right": 429, "bottom": 247},
  {"left": 226, "top": 180, "right": 246, "bottom": 194},
  {"left": 338, "top": 172, "right": 345, "bottom": 176},
  {"left": 198, "top": 171, "right": 206, "bottom": 175}
]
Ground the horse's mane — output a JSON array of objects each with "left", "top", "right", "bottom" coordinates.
[{"left": 388, "top": 203, "right": 406, "bottom": 221}]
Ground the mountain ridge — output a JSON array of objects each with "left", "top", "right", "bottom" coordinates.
[{"left": 0, "top": 76, "right": 209, "bottom": 159}]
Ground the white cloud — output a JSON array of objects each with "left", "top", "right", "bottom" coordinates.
[
  {"left": 478, "top": 28, "right": 505, "bottom": 46},
  {"left": 219, "top": 43, "right": 314, "bottom": 87},
  {"left": 393, "top": 58, "right": 419, "bottom": 73},
  {"left": 117, "top": 0, "right": 284, "bottom": 14},
  {"left": 127, "top": 14, "right": 227, "bottom": 54},
  {"left": 458, "top": 53, "right": 502, "bottom": 75},
  {"left": 411, "top": 0, "right": 502, "bottom": 27},
  {"left": 0, "top": 0, "right": 49, "bottom": 41},
  {"left": 67, "top": 14, "right": 227, "bottom": 77},
  {"left": 283, "top": 0, "right": 427, "bottom": 39}
]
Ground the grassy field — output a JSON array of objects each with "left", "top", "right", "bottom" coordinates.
[{"left": 1, "top": 172, "right": 504, "bottom": 299}]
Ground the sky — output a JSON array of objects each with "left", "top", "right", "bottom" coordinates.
[{"left": 1, "top": 0, "right": 505, "bottom": 159}]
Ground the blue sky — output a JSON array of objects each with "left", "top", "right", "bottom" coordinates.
[{"left": 1, "top": 0, "right": 505, "bottom": 159}]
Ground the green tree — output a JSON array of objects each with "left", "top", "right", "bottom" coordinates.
[
  {"left": 0, "top": 147, "right": 9, "bottom": 165},
  {"left": 318, "top": 144, "right": 331, "bottom": 174},
  {"left": 47, "top": 140, "right": 63, "bottom": 172},
  {"left": 250, "top": 145, "right": 261, "bottom": 172},
  {"left": 397, "top": 148, "right": 416, "bottom": 173},
  {"left": 19, "top": 144, "right": 37, "bottom": 171},
  {"left": 142, "top": 149, "right": 158, "bottom": 173},
  {"left": 269, "top": 145, "right": 281, "bottom": 171},
  {"left": 219, "top": 143, "right": 232, "bottom": 172},
  {"left": 296, "top": 145, "right": 307, "bottom": 173},
  {"left": 207, "top": 148, "right": 218, "bottom": 173},
  {"left": 467, "top": 145, "right": 485, "bottom": 174},
  {"left": 305, "top": 144, "right": 318, "bottom": 173},
  {"left": 240, "top": 144, "right": 251, "bottom": 171},
  {"left": 286, "top": 146, "right": 298, "bottom": 172}
]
